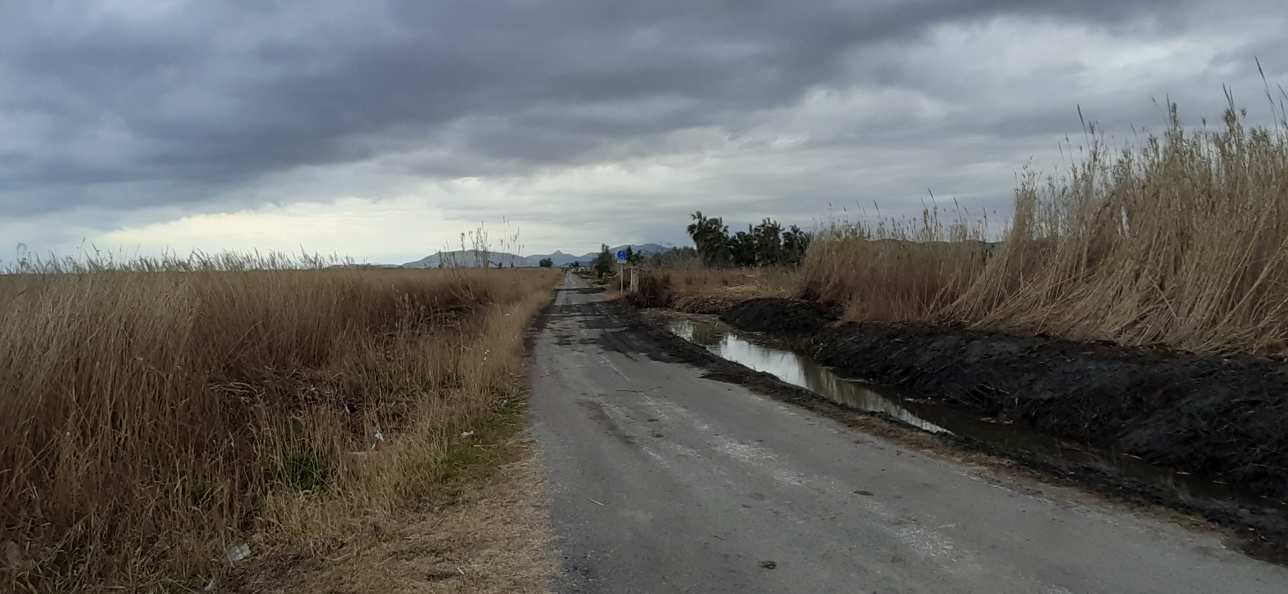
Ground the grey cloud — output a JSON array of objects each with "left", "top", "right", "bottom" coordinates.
[{"left": 0, "top": 0, "right": 1283, "bottom": 253}]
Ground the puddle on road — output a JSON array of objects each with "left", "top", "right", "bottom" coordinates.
[
  {"left": 669, "top": 319, "right": 948, "bottom": 433},
  {"left": 668, "top": 316, "right": 1251, "bottom": 503}
]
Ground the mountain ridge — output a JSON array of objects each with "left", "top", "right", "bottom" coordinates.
[{"left": 402, "top": 243, "right": 671, "bottom": 268}]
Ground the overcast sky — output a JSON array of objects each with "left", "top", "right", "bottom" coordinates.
[{"left": 2, "top": 1, "right": 1285, "bottom": 263}]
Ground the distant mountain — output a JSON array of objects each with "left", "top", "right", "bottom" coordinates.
[
  {"left": 402, "top": 250, "right": 527, "bottom": 268},
  {"left": 402, "top": 243, "right": 672, "bottom": 268},
  {"left": 534, "top": 250, "right": 583, "bottom": 267}
]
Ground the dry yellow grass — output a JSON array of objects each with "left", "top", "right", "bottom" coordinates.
[
  {"left": 229, "top": 417, "right": 555, "bottom": 594},
  {"left": 800, "top": 207, "right": 993, "bottom": 321},
  {"left": 951, "top": 106, "right": 1288, "bottom": 353},
  {"left": 803, "top": 102, "right": 1288, "bottom": 355},
  {"left": 0, "top": 259, "right": 558, "bottom": 592},
  {"left": 628, "top": 264, "right": 800, "bottom": 313},
  {"left": 663, "top": 264, "right": 799, "bottom": 300}
]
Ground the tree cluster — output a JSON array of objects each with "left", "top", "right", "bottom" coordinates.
[
  {"left": 622, "top": 245, "right": 644, "bottom": 265},
  {"left": 685, "top": 211, "right": 811, "bottom": 267},
  {"left": 593, "top": 244, "right": 614, "bottom": 277},
  {"left": 644, "top": 246, "right": 699, "bottom": 267}
]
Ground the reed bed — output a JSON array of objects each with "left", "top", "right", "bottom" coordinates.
[
  {"left": 800, "top": 206, "right": 993, "bottom": 321},
  {"left": 0, "top": 257, "right": 557, "bottom": 591},
  {"left": 805, "top": 103, "right": 1288, "bottom": 355}
]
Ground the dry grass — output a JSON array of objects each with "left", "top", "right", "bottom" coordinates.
[
  {"left": 0, "top": 258, "right": 558, "bottom": 592},
  {"left": 662, "top": 264, "right": 800, "bottom": 300},
  {"left": 630, "top": 264, "right": 800, "bottom": 314},
  {"left": 952, "top": 105, "right": 1288, "bottom": 353},
  {"left": 228, "top": 401, "right": 555, "bottom": 594},
  {"left": 801, "top": 101, "right": 1288, "bottom": 356},
  {"left": 800, "top": 207, "right": 994, "bottom": 321}
]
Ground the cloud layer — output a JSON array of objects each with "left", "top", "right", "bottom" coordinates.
[{"left": 2, "top": 0, "right": 1285, "bottom": 261}]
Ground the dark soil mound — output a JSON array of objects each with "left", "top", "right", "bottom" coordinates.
[
  {"left": 809, "top": 322, "right": 1288, "bottom": 499},
  {"left": 672, "top": 294, "right": 740, "bottom": 315},
  {"left": 720, "top": 298, "right": 837, "bottom": 334}
]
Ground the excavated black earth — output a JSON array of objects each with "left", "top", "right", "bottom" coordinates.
[
  {"left": 719, "top": 298, "right": 837, "bottom": 334},
  {"left": 805, "top": 323, "right": 1288, "bottom": 500},
  {"left": 679, "top": 298, "right": 1288, "bottom": 562}
]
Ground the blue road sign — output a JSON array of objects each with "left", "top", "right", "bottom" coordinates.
[{"left": 616, "top": 249, "right": 628, "bottom": 263}]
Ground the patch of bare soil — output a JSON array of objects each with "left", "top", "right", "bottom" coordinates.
[
  {"left": 223, "top": 430, "right": 554, "bottom": 594},
  {"left": 671, "top": 294, "right": 742, "bottom": 314},
  {"left": 718, "top": 298, "right": 837, "bottom": 334},
  {"left": 805, "top": 322, "right": 1288, "bottom": 499}
]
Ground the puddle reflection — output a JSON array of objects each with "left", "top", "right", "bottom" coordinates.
[{"left": 669, "top": 319, "right": 948, "bottom": 433}]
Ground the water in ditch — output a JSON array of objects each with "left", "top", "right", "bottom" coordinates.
[
  {"left": 667, "top": 316, "right": 1250, "bottom": 503},
  {"left": 669, "top": 318, "right": 948, "bottom": 434}
]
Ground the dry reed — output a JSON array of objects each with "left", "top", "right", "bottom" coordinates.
[
  {"left": 659, "top": 261, "right": 801, "bottom": 300},
  {"left": 805, "top": 100, "right": 1288, "bottom": 355},
  {"left": 800, "top": 205, "right": 994, "bottom": 321},
  {"left": 0, "top": 256, "right": 557, "bottom": 592}
]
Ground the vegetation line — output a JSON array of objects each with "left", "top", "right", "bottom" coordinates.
[{"left": 0, "top": 258, "right": 559, "bottom": 592}]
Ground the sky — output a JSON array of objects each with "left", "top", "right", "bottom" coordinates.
[{"left": 2, "top": 1, "right": 1285, "bottom": 264}]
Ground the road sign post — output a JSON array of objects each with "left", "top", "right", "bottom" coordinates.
[{"left": 615, "top": 249, "right": 629, "bottom": 292}]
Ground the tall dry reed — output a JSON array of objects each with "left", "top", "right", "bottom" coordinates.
[
  {"left": 0, "top": 258, "right": 557, "bottom": 591},
  {"left": 953, "top": 105, "right": 1288, "bottom": 353},
  {"left": 805, "top": 100, "right": 1288, "bottom": 355},
  {"left": 801, "top": 204, "right": 994, "bottom": 321}
]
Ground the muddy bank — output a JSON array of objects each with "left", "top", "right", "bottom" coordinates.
[
  {"left": 645, "top": 297, "right": 1288, "bottom": 560},
  {"left": 718, "top": 298, "right": 837, "bottom": 334},
  {"left": 711, "top": 299, "right": 1288, "bottom": 501},
  {"left": 808, "top": 323, "right": 1288, "bottom": 500}
]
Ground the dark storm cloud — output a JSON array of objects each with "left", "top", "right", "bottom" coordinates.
[{"left": 1, "top": 0, "right": 1227, "bottom": 222}]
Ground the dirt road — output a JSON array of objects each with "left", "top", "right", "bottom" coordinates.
[{"left": 531, "top": 273, "right": 1288, "bottom": 593}]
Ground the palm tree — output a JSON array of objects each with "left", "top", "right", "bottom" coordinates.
[{"left": 687, "top": 211, "right": 730, "bottom": 267}]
